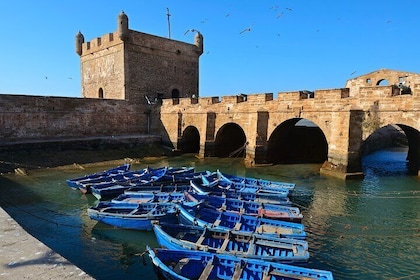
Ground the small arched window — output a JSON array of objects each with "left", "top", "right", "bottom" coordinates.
[
  {"left": 172, "top": 89, "right": 180, "bottom": 99},
  {"left": 98, "top": 88, "right": 104, "bottom": 98}
]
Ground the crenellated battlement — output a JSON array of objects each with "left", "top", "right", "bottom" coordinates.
[
  {"left": 162, "top": 88, "right": 353, "bottom": 108},
  {"left": 81, "top": 32, "right": 122, "bottom": 55}
]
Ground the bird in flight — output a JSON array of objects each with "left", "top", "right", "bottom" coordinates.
[
  {"left": 184, "top": 29, "right": 199, "bottom": 35},
  {"left": 240, "top": 26, "right": 252, "bottom": 34}
]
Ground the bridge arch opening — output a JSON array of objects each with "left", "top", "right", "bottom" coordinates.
[
  {"left": 214, "top": 123, "right": 247, "bottom": 158},
  {"left": 377, "top": 79, "right": 389, "bottom": 86},
  {"left": 180, "top": 126, "right": 200, "bottom": 153},
  {"left": 362, "top": 124, "right": 419, "bottom": 175},
  {"left": 267, "top": 118, "right": 328, "bottom": 164}
]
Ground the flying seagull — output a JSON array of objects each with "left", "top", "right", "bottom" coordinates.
[
  {"left": 240, "top": 26, "right": 252, "bottom": 34},
  {"left": 184, "top": 29, "right": 199, "bottom": 35}
]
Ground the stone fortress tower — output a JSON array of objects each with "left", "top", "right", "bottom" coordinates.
[{"left": 75, "top": 11, "right": 204, "bottom": 103}]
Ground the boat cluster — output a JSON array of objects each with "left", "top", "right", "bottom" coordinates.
[{"left": 67, "top": 164, "right": 334, "bottom": 280}]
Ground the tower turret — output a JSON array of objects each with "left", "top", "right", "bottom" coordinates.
[
  {"left": 117, "top": 11, "right": 129, "bottom": 41},
  {"left": 75, "top": 31, "right": 84, "bottom": 56},
  {"left": 194, "top": 31, "right": 204, "bottom": 55}
]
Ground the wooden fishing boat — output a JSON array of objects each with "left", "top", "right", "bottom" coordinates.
[
  {"left": 111, "top": 191, "right": 187, "bottom": 204},
  {"left": 147, "top": 247, "right": 334, "bottom": 280},
  {"left": 190, "top": 179, "right": 292, "bottom": 205},
  {"left": 76, "top": 167, "right": 153, "bottom": 194},
  {"left": 184, "top": 192, "right": 302, "bottom": 222},
  {"left": 200, "top": 174, "right": 292, "bottom": 197},
  {"left": 152, "top": 222, "right": 309, "bottom": 263},
  {"left": 87, "top": 201, "right": 178, "bottom": 230},
  {"left": 177, "top": 204, "right": 306, "bottom": 239},
  {"left": 90, "top": 167, "right": 203, "bottom": 200},
  {"left": 65, "top": 163, "right": 130, "bottom": 190},
  {"left": 217, "top": 170, "right": 296, "bottom": 190},
  {"left": 109, "top": 190, "right": 300, "bottom": 222}
]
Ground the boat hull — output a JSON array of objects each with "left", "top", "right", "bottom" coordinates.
[
  {"left": 87, "top": 202, "right": 178, "bottom": 231},
  {"left": 152, "top": 222, "right": 309, "bottom": 263},
  {"left": 147, "top": 247, "right": 334, "bottom": 280},
  {"left": 177, "top": 205, "right": 306, "bottom": 240}
]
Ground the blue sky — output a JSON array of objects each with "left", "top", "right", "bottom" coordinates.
[{"left": 1, "top": 0, "right": 419, "bottom": 98}]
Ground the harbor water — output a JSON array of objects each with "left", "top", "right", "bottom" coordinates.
[{"left": 0, "top": 147, "right": 418, "bottom": 280}]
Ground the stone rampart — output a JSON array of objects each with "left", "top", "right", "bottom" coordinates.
[{"left": 0, "top": 95, "right": 152, "bottom": 141}]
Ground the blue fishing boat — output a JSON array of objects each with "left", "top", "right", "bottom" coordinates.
[
  {"left": 90, "top": 166, "right": 171, "bottom": 200},
  {"left": 177, "top": 204, "right": 306, "bottom": 239},
  {"left": 147, "top": 247, "right": 334, "bottom": 280},
  {"left": 217, "top": 170, "right": 296, "bottom": 190},
  {"left": 152, "top": 222, "right": 309, "bottom": 263},
  {"left": 184, "top": 192, "right": 302, "bottom": 222},
  {"left": 200, "top": 174, "right": 292, "bottom": 197},
  {"left": 66, "top": 163, "right": 130, "bottom": 190},
  {"left": 190, "top": 179, "right": 292, "bottom": 205},
  {"left": 87, "top": 201, "right": 178, "bottom": 230},
  {"left": 77, "top": 167, "right": 152, "bottom": 194},
  {"left": 111, "top": 191, "right": 188, "bottom": 204},
  {"left": 90, "top": 167, "right": 202, "bottom": 200}
]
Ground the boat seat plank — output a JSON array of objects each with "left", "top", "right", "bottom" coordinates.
[
  {"left": 246, "top": 241, "right": 255, "bottom": 255},
  {"left": 196, "top": 234, "right": 206, "bottom": 245},
  {"left": 198, "top": 258, "right": 214, "bottom": 280},
  {"left": 231, "top": 262, "right": 245, "bottom": 280},
  {"left": 218, "top": 237, "right": 230, "bottom": 251},
  {"left": 233, "top": 222, "right": 242, "bottom": 230},
  {"left": 213, "top": 219, "right": 221, "bottom": 227}
]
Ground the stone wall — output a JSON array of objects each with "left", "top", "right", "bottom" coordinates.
[
  {"left": 125, "top": 30, "right": 201, "bottom": 103},
  {"left": 0, "top": 94, "right": 155, "bottom": 141}
]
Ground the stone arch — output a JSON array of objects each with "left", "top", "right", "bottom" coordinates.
[
  {"left": 180, "top": 126, "right": 200, "bottom": 153},
  {"left": 377, "top": 79, "right": 389, "bottom": 86},
  {"left": 98, "top": 88, "right": 104, "bottom": 98},
  {"left": 267, "top": 118, "right": 328, "bottom": 164},
  {"left": 398, "top": 124, "right": 420, "bottom": 173},
  {"left": 214, "top": 123, "right": 247, "bottom": 157},
  {"left": 362, "top": 124, "right": 419, "bottom": 174}
]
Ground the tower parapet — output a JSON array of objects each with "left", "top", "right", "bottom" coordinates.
[
  {"left": 75, "top": 31, "right": 84, "bottom": 56},
  {"left": 80, "top": 32, "right": 119, "bottom": 55},
  {"left": 194, "top": 32, "right": 204, "bottom": 55},
  {"left": 117, "top": 11, "right": 129, "bottom": 41}
]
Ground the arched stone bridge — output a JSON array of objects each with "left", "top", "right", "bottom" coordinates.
[{"left": 160, "top": 69, "right": 420, "bottom": 179}]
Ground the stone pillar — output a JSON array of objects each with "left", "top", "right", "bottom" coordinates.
[
  {"left": 404, "top": 128, "right": 420, "bottom": 175},
  {"left": 320, "top": 110, "right": 364, "bottom": 179},
  {"left": 200, "top": 112, "right": 216, "bottom": 157},
  {"left": 254, "top": 111, "right": 269, "bottom": 165},
  {"left": 172, "top": 112, "right": 182, "bottom": 151}
]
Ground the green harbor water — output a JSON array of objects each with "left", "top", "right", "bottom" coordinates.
[{"left": 0, "top": 147, "right": 419, "bottom": 280}]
